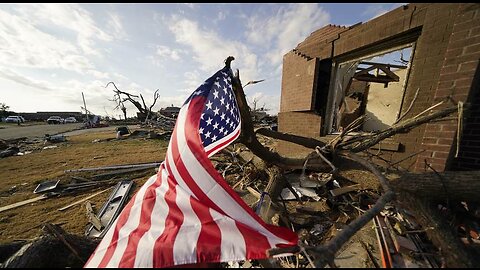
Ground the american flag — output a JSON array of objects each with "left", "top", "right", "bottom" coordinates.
[{"left": 84, "top": 66, "right": 298, "bottom": 268}]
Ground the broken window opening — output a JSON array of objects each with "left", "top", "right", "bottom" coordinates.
[{"left": 326, "top": 44, "right": 415, "bottom": 135}]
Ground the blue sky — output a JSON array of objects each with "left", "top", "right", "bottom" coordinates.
[{"left": 0, "top": 3, "right": 404, "bottom": 118}]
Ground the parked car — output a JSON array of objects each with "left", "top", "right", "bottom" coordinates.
[
  {"left": 47, "top": 116, "right": 64, "bottom": 124},
  {"left": 5, "top": 116, "right": 24, "bottom": 123},
  {"left": 64, "top": 117, "right": 77, "bottom": 123}
]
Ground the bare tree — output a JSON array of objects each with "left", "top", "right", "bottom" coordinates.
[
  {"left": 106, "top": 82, "right": 160, "bottom": 121},
  {"left": 0, "top": 102, "right": 10, "bottom": 118}
]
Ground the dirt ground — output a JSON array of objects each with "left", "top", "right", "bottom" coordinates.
[{"left": 0, "top": 128, "right": 168, "bottom": 243}]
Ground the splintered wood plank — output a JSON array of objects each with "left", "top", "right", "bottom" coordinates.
[
  {"left": 329, "top": 184, "right": 361, "bottom": 197},
  {"left": 0, "top": 194, "right": 48, "bottom": 213}
]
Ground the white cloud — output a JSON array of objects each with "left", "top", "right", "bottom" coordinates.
[
  {"left": 0, "top": 68, "right": 53, "bottom": 92},
  {"left": 0, "top": 65, "right": 153, "bottom": 118},
  {"left": 16, "top": 4, "right": 113, "bottom": 56},
  {"left": 167, "top": 15, "right": 259, "bottom": 82},
  {"left": 87, "top": 70, "right": 110, "bottom": 79},
  {"left": 246, "top": 92, "right": 280, "bottom": 115},
  {"left": 183, "top": 71, "right": 201, "bottom": 91},
  {"left": 245, "top": 4, "right": 330, "bottom": 67},
  {"left": 213, "top": 10, "right": 228, "bottom": 24},
  {"left": 157, "top": 95, "right": 189, "bottom": 110},
  {"left": 0, "top": 9, "right": 94, "bottom": 74},
  {"left": 107, "top": 12, "right": 128, "bottom": 40},
  {"left": 156, "top": 45, "right": 182, "bottom": 61}
]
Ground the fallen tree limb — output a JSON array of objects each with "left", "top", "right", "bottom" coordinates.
[
  {"left": 339, "top": 105, "right": 462, "bottom": 152},
  {"left": 392, "top": 170, "right": 480, "bottom": 203},
  {"left": 230, "top": 65, "right": 329, "bottom": 171},
  {"left": 398, "top": 193, "right": 477, "bottom": 268},
  {"left": 255, "top": 128, "right": 326, "bottom": 149}
]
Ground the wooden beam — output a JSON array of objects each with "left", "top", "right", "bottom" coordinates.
[
  {"left": 354, "top": 74, "right": 398, "bottom": 83},
  {"left": 0, "top": 195, "right": 48, "bottom": 213},
  {"left": 330, "top": 184, "right": 361, "bottom": 197},
  {"left": 360, "top": 61, "right": 407, "bottom": 69},
  {"left": 58, "top": 188, "right": 112, "bottom": 211}
]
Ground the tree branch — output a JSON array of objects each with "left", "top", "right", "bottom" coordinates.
[
  {"left": 255, "top": 128, "right": 326, "bottom": 149},
  {"left": 231, "top": 67, "right": 329, "bottom": 171}
]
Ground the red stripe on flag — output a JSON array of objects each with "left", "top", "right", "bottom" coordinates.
[
  {"left": 117, "top": 166, "right": 165, "bottom": 267},
  {"left": 235, "top": 220, "right": 271, "bottom": 259},
  {"left": 190, "top": 198, "right": 222, "bottom": 262},
  {"left": 152, "top": 169, "right": 184, "bottom": 267}
]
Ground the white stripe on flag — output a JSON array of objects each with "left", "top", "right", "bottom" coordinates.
[
  {"left": 209, "top": 208, "right": 247, "bottom": 262},
  {"left": 166, "top": 144, "right": 199, "bottom": 200},
  {"left": 133, "top": 170, "right": 170, "bottom": 267},
  {"left": 172, "top": 186, "right": 202, "bottom": 265}
]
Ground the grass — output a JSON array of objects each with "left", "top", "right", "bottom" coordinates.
[{"left": 0, "top": 129, "right": 168, "bottom": 243}]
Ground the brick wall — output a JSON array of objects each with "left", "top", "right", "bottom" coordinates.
[
  {"left": 280, "top": 52, "right": 318, "bottom": 112},
  {"left": 277, "top": 111, "right": 322, "bottom": 157},
  {"left": 422, "top": 4, "right": 480, "bottom": 171},
  {"left": 451, "top": 73, "right": 480, "bottom": 170},
  {"left": 296, "top": 24, "right": 348, "bottom": 59},
  {"left": 279, "top": 3, "right": 480, "bottom": 171},
  {"left": 392, "top": 3, "right": 460, "bottom": 171}
]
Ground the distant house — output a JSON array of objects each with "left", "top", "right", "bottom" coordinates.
[
  {"left": 159, "top": 105, "right": 181, "bottom": 118},
  {"left": 278, "top": 3, "right": 480, "bottom": 172}
]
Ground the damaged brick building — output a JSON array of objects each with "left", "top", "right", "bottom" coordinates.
[{"left": 278, "top": 3, "right": 480, "bottom": 172}]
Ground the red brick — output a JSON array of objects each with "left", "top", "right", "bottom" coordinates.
[
  {"left": 451, "top": 29, "right": 470, "bottom": 42},
  {"left": 444, "top": 47, "right": 463, "bottom": 59},
  {"left": 422, "top": 137, "right": 438, "bottom": 144},
  {"left": 424, "top": 130, "right": 456, "bottom": 139},
  {"left": 439, "top": 71, "right": 475, "bottom": 82},
  {"left": 438, "top": 138, "right": 455, "bottom": 145},
  {"left": 441, "top": 124, "right": 458, "bottom": 132},
  {"left": 437, "top": 81, "right": 455, "bottom": 90},
  {"left": 448, "top": 36, "right": 480, "bottom": 50},
  {"left": 451, "top": 87, "right": 471, "bottom": 96},
  {"left": 440, "top": 65, "right": 459, "bottom": 75},
  {"left": 469, "top": 26, "right": 480, "bottom": 37},
  {"left": 433, "top": 151, "right": 450, "bottom": 159},
  {"left": 454, "top": 9, "right": 476, "bottom": 24},
  {"left": 455, "top": 77, "right": 475, "bottom": 88},
  {"left": 421, "top": 144, "right": 452, "bottom": 152},
  {"left": 419, "top": 150, "right": 434, "bottom": 158},
  {"left": 424, "top": 124, "right": 442, "bottom": 131},
  {"left": 464, "top": 42, "right": 480, "bottom": 53},
  {"left": 435, "top": 88, "right": 454, "bottom": 98},
  {"left": 450, "top": 94, "right": 468, "bottom": 103},
  {"left": 453, "top": 20, "right": 480, "bottom": 33},
  {"left": 457, "top": 61, "right": 479, "bottom": 72}
]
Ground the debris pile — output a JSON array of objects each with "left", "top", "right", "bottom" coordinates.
[
  {"left": 0, "top": 135, "right": 63, "bottom": 159},
  {"left": 140, "top": 114, "right": 176, "bottom": 131}
]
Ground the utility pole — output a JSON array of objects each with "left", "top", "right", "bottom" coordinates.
[{"left": 82, "top": 92, "right": 89, "bottom": 123}]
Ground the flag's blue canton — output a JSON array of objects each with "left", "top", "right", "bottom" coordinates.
[{"left": 187, "top": 67, "right": 240, "bottom": 149}]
